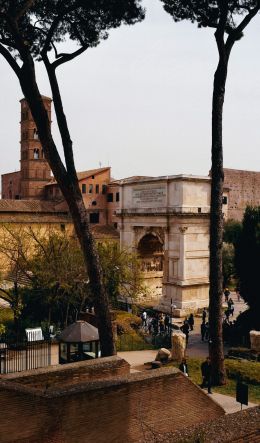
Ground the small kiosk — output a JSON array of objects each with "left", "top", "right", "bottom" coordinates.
[{"left": 59, "top": 320, "right": 100, "bottom": 363}]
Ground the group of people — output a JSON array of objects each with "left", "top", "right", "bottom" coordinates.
[
  {"left": 180, "top": 313, "right": 194, "bottom": 344},
  {"left": 141, "top": 311, "right": 171, "bottom": 335},
  {"left": 179, "top": 356, "right": 212, "bottom": 393},
  {"left": 224, "top": 290, "right": 235, "bottom": 320}
]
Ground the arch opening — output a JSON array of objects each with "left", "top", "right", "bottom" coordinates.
[{"left": 138, "top": 233, "right": 164, "bottom": 272}]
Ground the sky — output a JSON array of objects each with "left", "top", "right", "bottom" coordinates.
[{"left": 1, "top": 0, "right": 260, "bottom": 182}]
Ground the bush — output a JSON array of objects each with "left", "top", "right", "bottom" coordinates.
[
  {"left": 0, "top": 308, "right": 14, "bottom": 326},
  {"left": 115, "top": 310, "right": 142, "bottom": 336},
  {"left": 225, "top": 359, "right": 260, "bottom": 385}
]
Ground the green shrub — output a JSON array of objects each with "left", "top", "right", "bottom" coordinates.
[
  {"left": 0, "top": 308, "right": 14, "bottom": 325},
  {"left": 225, "top": 359, "right": 260, "bottom": 385},
  {"left": 115, "top": 310, "right": 142, "bottom": 336}
]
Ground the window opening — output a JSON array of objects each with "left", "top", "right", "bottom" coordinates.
[
  {"left": 89, "top": 213, "right": 99, "bottom": 223},
  {"left": 33, "top": 148, "right": 40, "bottom": 159},
  {"left": 107, "top": 193, "right": 113, "bottom": 202}
]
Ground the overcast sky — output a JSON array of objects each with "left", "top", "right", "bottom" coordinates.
[{"left": 1, "top": 0, "right": 260, "bottom": 182}]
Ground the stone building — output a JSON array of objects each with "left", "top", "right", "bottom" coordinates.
[
  {"left": 2, "top": 97, "right": 52, "bottom": 200},
  {"left": 1, "top": 97, "right": 121, "bottom": 228},
  {"left": 117, "top": 175, "right": 211, "bottom": 313},
  {"left": 223, "top": 168, "right": 260, "bottom": 221}
]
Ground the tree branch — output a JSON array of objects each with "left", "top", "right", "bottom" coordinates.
[
  {"left": 52, "top": 45, "right": 88, "bottom": 69},
  {"left": 0, "top": 288, "right": 11, "bottom": 303},
  {"left": 41, "top": 3, "right": 81, "bottom": 56},
  {"left": 226, "top": 1, "right": 260, "bottom": 51},
  {"left": 42, "top": 55, "right": 80, "bottom": 182},
  {"left": 214, "top": 1, "right": 229, "bottom": 60},
  {"left": 0, "top": 43, "right": 21, "bottom": 77}
]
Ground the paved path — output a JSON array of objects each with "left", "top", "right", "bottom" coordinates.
[
  {"left": 118, "top": 297, "right": 258, "bottom": 414},
  {"left": 186, "top": 294, "right": 247, "bottom": 358},
  {"left": 118, "top": 350, "right": 257, "bottom": 414},
  {"left": 209, "top": 392, "right": 256, "bottom": 414},
  {"left": 118, "top": 350, "right": 157, "bottom": 369}
]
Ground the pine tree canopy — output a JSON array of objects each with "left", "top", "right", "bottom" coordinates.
[
  {"left": 0, "top": 0, "right": 145, "bottom": 65},
  {"left": 160, "top": 1, "right": 260, "bottom": 37}
]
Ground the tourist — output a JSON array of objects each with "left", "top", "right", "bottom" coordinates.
[
  {"left": 228, "top": 298, "right": 234, "bottom": 316},
  {"left": 201, "top": 356, "right": 212, "bottom": 394},
  {"left": 204, "top": 322, "right": 209, "bottom": 341},
  {"left": 164, "top": 314, "right": 170, "bottom": 333},
  {"left": 235, "top": 286, "right": 241, "bottom": 302},
  {"left": 202, "top": 307, "right": 207, "bottom": 322},
  {"left": 224, "top": 308, "right": 230, "bottom": 321},
  {"left": 188, "top": 313, "right": 194, "bottom": 331},
  {"left": 181, "top": 319, "right": 190, "bottom": 345},
  {"left": 159, "top": 314, "right": 165, "bottom": 334},
  {"left": 201, "top": 321, "right": 206, "bottom": 342},
  {"left": 224, "top": 288, "right": 230, "bottom": 303},
  {"left": 141, "top": 310, "right": 147, "bottom": 327},
  {"left": 179, "top": 358, "right": 189, "bottom": 376}
]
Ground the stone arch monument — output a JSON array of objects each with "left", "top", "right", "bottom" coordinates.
[{"left": 117, "top": 175, "right": 211, "bottom": 315}]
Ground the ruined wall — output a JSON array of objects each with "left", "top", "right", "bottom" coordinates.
[
  {"left": 0, "top": 363, "right": 224, "bottom": 443},
  {"left": 224, "top": 168, "right": 260, "bottom": 221}
]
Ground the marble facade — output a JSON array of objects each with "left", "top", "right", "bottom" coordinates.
[{"left": 117, "top": 175, "right": 211, "bottom": 315}]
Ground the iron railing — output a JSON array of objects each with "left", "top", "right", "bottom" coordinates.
[{"left": 0, "top": 332, "right": 52, "bottom": 374}]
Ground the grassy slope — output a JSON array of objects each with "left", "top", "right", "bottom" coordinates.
[{"left": 172, "top": 357, "right": 260, "bottom": 404}]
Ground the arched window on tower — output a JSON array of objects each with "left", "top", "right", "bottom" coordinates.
[
  {"left": 33, "top": 148, "right": 40, "bottom": 159},
  {"left": 41, "top": 149, "right": 45, "bottom": 159},
  {"left": 33, "top": 129, "right": 39, "bottom": 140}
]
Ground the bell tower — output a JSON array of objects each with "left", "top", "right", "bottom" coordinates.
[{"left": 20, "top": 96, "right": 52, "bottom": 199}]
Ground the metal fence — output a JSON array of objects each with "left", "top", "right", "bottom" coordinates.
[
  {"left": 116, "top": 333, "right": 171, "bottom": 352},
  {"left": 0, "top": 333, "right": 52, "bottom": 374}
]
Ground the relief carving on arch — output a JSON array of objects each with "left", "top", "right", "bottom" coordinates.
[
  {"left": 133, "top": 226, "right": 166, "bottom": 273},
  {"left": 133, "top": 226, "right": 166, "bottom": 246}
]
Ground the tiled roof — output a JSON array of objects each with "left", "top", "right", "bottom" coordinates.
[
  {"left": 45, "top": 167, "right": 111, "bottom": 186},
  {"left": 0, "top": 200, "right": 58, "bottom": 213},
  {"left": 91, "top": 225, "right": 119, "bottom": 240},
  {"left": 112, "top": 175, "right": 154, "bottom": 184},
  {"left": 77, "top": 167, "right": 110, "bottom": 181}
]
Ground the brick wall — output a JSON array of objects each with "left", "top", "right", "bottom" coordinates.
[
  {"left": 2, "top": 356, "right": 130, "bottom": 389},
  {"left": 0, "top": 361, "right": 224, "bottom": 443},
  {"left": 224, "top": 168, "right": 260, "bottom": 221},
  {"left": 1, "top": 171, "right": 21, "bottom": 200}
]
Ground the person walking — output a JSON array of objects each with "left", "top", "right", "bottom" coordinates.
[
  {"left": 181, "top": 319, "right": 190, "bottom": 345},
  {"left": 179, "top": 358, "right": 189, "bottom": 376},
  {"left": 141, "top": 311, "right": 147, "bottom": 327},
  {"left": 224, "top": 288, "right": 230, "bottom": 303},
  {"left": 204, "top": 322, "right": 209, "bottom": 341},
  {"left": 201, "top": 321, "right": 206, "bottom": 341},
  {"left": 164, "top": 314, "right": 170, "bottom": 334},
  {"left": 188, "top": 313, "right": 194, "bottom": 331},
  {"left": 202, "top": 308, "right": 207, "bottom": 322},
  {"left": 235, "top": 286, "right": 241, "bottom": 302},
  {"left": 201, "top": 356, "right": 212, "bottom": 393}
]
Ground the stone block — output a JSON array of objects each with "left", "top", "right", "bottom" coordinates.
[
  {"left": 155, "top": 348, "right": 171, "bottom": 363},
  {"left": 250, "top": 330, "right": 260, "bottom": 352},
  {"left": 171, "top": 330, "right": 186, "bottom": 363}
]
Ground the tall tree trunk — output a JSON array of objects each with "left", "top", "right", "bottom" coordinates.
[
  {"left": 18, "top": 61, "right": 115, "bottom": 356},
  {"left": 209, "top": 54, "right": 228, "bottom": 385}
]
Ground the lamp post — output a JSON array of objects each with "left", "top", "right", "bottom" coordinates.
[{"left": 170, "top": 298, "right": 176, "bottom": 330}]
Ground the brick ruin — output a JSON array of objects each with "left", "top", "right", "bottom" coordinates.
[{"left": 0, "top": 356, "right": 224, "bottom": 443}]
